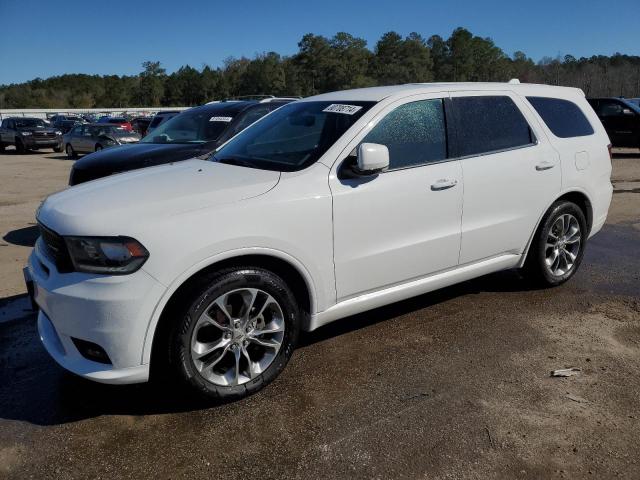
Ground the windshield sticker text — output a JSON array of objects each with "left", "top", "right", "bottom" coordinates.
[
  {"left": 209, "top": 116, "right": 233, "bottom": 122},
  {"left": 322, "top": 104, "right": 362, "bottom": 115}
]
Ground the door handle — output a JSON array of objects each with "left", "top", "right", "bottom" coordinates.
[
  {"left": 535, "top": 161, "right": 555, "bottom": 171},
  {"left": 430, "top": 179, "right": 458, "bottom": 191}
]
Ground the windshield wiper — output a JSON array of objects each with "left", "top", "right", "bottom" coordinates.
[{"left": 214, "top": 156, "right": 256, "bottom": 168}]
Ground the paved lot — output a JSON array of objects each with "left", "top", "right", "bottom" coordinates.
[{"left": 0, "top": 148, "right": 639, "bottom": 479}]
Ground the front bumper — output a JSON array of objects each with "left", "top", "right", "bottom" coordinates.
[
  {"left": 27, "top": 239, "right": 166, "bottom": 384},
  {"left": 23, "top": 136, "right": 62, "bottom": 149}
]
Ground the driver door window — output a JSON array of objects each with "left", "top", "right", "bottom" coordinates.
[
  {"left": 361, "top": 99, "right": 448, "bottom": 169},
  {"left": 598, "top": 101, "right": 623, "bottom": 117}
]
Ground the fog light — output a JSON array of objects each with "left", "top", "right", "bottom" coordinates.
[{"left": 71, "top": 338, "right": 112, "bottom": 364}]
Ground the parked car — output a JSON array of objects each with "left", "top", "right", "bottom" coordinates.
[
  {"left": 146, "top": 110, "right": 181, "bottom": 134},
  {"left": 63, "top": 123, "right": 141, "bottom": 157},
  {"left": 50, "top": 114, "right": 85, "bottom": 133},
  {"left": 0, "top": 117, "right": 63, "bottom": 153},
  {"left": 130, "top": 117, "right": 152, "bottom": 136},
  {"left": 587, "top": 97, "right": 640, "bottom": 148},
  {"left": 27, "top": 83, "right": 612, "bottom": 401},
  {"left": 97, "top": 116, "right": 133, "bottom": 132},
  {"left": 69, "top": 99, "right": 292, "bottom": 185}
]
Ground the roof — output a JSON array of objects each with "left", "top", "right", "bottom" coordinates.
[{"left": 303, "top": 82, "right": 586, "bottom": 103}]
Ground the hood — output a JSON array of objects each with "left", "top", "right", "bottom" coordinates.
[
  {"left": 19, "top": 126, "right": 58, "bottom": 134},
  {"left": 72, "top": 143, "right": 206, "bottom": 174},
  {"left": 38, "top": 159, "right": 280, "bottom": 236}
]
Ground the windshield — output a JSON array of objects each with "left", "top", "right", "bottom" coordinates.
[
  {"left": 141, "top": 109, "right": 234, "bottom": 144},
  {"left": 211, "top": 101, "right": 375, "bottom": 172},
  {"left": 15, "top": 118, "right": 47, "bottom": 128}
]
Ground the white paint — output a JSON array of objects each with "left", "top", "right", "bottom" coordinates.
[{"left": 28, "top": 81, "right": 613, "bottom": 385}]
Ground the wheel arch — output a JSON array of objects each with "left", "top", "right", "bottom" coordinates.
[
  {"left": 519, "top": 189, "right": 593, "bottom": 268},
  {"left": 143, "top": 249, "right": 317, "bottom": 367}
]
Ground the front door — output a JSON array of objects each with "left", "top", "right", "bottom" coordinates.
[
  {"left": 330, "top": 96, "right": 463, "bottom": 300},
  {"left": 596, "top": 99, "right": 638, "bottom": 147}
]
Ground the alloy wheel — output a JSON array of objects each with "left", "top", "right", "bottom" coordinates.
[
  {"left": 190, "top": 288, "right": 285, "bottom": 386},
  {"left": 545, "top": 213, "right": 581, "bottom": 276}
]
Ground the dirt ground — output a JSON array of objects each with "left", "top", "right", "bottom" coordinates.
[{"left": 0, "top": 147, "right": 639, "bottom": 479}]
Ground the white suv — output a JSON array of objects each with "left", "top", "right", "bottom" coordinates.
[{"left": 27, "top": 82, "right": 612, "bottom": 400}]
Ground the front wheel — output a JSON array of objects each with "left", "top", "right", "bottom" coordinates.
[
  {"left": 15, "top": 139, "right": 26, "bottom": 154},
  {"left": 95, "top": 144, "right": 103, "bottom": 152},
  {"left": 167, "top": 267, "right": 300, "bottom": 400},
  {"left": 523, "top": 201, "right": 587, "bottom": 286},
  {"left": 53, "top": 145, "right": 63, "bottom": 153}
]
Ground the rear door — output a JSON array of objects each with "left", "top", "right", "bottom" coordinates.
[
  {"left": 76, "top": 125, "right": 94, "bottom": 152},
  {"left": 449, "top": 92, "right": 561, "bottom": 264}
]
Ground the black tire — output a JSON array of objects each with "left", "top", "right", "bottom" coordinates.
[
  {"left": 0, "top": 142, "right": 5, "bottom": 152},
  {"left": 65, "top": 144, "right": 77, "bottom": 159},
  {"left": 523, "top": 200, "right": 588, "bottom": 287},
  {"left": 95, "top": 144, "right": 103, "bottom": 152},
  {"left": 15, "top": 139, "right": 26, "bottom": 154},
  {"left": 53, "top": 145, "right": 63, "bottom": 153},
  {"left": 166, "top": 267, "right": 300, "bottom": 401}
]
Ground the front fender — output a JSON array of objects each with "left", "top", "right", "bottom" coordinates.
[{"left": 139, "top": 246, "right": 318, "bottom": 364}]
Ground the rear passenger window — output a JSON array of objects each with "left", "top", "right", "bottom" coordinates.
[
  {"left": 452, "top": 96, "right": 534, "bottom": 157},
  {"left": 527, "top": 97, "right": 594, "bottom": 138},
  {"left": 362, "top": 99, "right": 447, "bottom": 170}
]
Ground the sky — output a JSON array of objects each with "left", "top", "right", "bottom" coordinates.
[{"left": 1, "top": 0, "right": 639, "bottom": 85}]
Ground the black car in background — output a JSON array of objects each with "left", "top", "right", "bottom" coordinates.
[
  {"left": 131, "top": 117, "right": 152, "bottom": 136},
  {"left": 69, "top": 99, "right": 293, "bottom": 185},
  {"left": 0, "top": 117, "right": 63, "bottom": 153},
  {"left": 49, "top": 114, "right": 85, "bottom": 133},
  {"left": 587, "top": 97, "right": 640, "bottom": 148},
  {"left": 146, "top": 110, "right": 181, "bottom": 134}
]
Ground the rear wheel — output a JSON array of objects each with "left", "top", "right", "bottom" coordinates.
[
  {"left": 167, "top": 267, "right": 300, "bottom": 400},
  {"left": 524, "top": 201, "right": 587, "bottom": 286},
  {"left": 66, "top": 144, "right": 77, "bottom": 159}
]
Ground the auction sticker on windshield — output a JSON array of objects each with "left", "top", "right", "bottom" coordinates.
[
  {"left": 209, "top": 116, "right": 233, "bottom": 122},
  {"left": 322, "top": 104, "right": 363, "bottom": 115}
]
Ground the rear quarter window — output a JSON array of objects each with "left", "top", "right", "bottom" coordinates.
[{"left": 526, "top": 97, "right": 594, "bottom": 138}]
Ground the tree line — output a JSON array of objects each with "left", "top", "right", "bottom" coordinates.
[{"left": 2, "top": 27, "right": 639, "bottom": 109}]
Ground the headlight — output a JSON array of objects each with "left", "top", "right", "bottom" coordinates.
[
  {"left": 64, "top": 236, "right": 149, "bottom": 274},
  {"left": 20, "top": 131, "right": 32, "bottom": 136},
  {"left": 55, "top": 131, "right": 62, "bottom": 135}
]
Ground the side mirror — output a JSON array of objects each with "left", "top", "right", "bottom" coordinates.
[
  {"left": 357, "top": 143, "right": 389, "bottom": 174},
  {"left": 622, "top": 108, "right": 635, "bottom": 116}
]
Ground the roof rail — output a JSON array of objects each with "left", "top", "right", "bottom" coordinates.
[
  {"left": 259, "top": 96, "right": 302, "bottom": 103},
  {"left": 224, "top": 95, "right": 275, "bottom": 101}
]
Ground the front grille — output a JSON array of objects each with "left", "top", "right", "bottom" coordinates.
[
  {"left": 38, "top": 223, "right": 74, "bottom": 273},
  {"left": 33, "top": 131, "right": 56, "bottom": 139}
]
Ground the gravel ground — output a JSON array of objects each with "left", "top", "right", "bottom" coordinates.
[{"left": 0, "top": 147, "right": 638, "bottom": 479}]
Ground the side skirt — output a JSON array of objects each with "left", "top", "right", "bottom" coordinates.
[{"left": 307, "top": 253, "right": 521, "bottom": 331}]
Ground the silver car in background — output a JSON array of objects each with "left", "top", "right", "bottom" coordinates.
[{"left": 63, "top": 123, "right": 141, "bottom": 158}]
